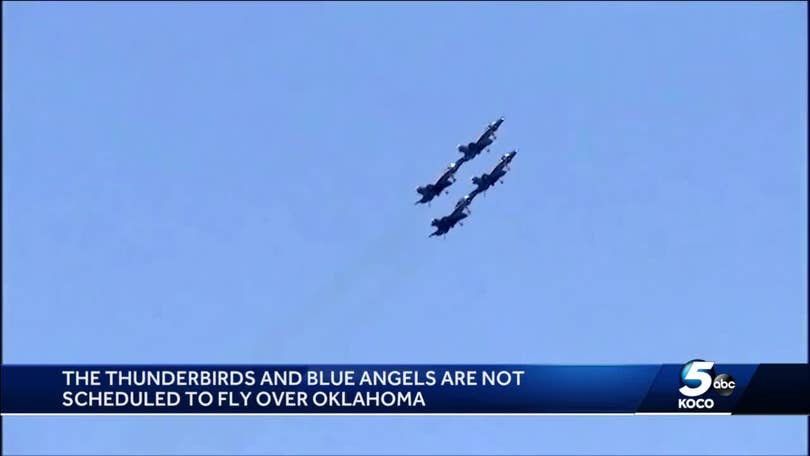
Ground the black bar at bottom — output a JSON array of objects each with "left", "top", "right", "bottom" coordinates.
[{"left": 734, "top": 364, "right": 810, "bottom": 415}]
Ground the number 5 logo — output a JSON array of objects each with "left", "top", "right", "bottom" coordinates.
[{"left": 679, "top": 361, "right": 715, "bottom": 397}]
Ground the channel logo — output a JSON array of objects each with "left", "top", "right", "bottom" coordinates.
[{"left": 677, "top": 359, "right": 736, "bottom": 410}]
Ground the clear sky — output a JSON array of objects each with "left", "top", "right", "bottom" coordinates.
[{"left": 3, "top": 2, "right": 807, "bottom": 454}]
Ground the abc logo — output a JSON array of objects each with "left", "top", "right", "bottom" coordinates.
[{"left": 712, "top": 373, "right": 736, "bottom": 397}]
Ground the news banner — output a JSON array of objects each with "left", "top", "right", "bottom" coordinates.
[{"left": 1, "top": 361, "right": 808, "bottom": 415}]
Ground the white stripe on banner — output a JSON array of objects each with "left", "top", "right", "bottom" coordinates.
[{"left": 1, "top": 412, "right": 733, "bottom": 417}]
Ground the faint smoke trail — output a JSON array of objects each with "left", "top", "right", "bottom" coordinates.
[{"left": 250, "top": 203, "right": 424, "bottom": 359}]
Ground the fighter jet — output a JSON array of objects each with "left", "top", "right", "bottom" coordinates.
[
  {"left": 457, "top": 117, "right": 504, "bottom": 163},
  {"left": 454, "top": 192, "right": 477, "bottom": 209},
  {"left": 415, "top": 162, "right": 459, "bottom": 205},
  {"left": 471, "top": 150, "right": 517, "bottom": 195},
  {"left": 429, "top": 195, "right": 474, "bottom": 237}
]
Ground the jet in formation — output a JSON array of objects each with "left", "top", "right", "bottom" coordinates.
[
  {"left": 430, "top": 195, "right": 473, "bottom": 237},
  {"left": 470, "top": 150, "right": 517, "bottom": 196},
  {"left": 456, "top": 117, "right": 504, "bottom": 164},
  {"left": 415, "top": 162, "right": 459, "bottom": 205},
  {"left": 414, "top": 116, "right": 517, "bottom": 238}
]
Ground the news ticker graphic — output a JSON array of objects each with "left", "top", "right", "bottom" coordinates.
[{"left": 1, "top": 363, "right": 807, "bottom": 415}]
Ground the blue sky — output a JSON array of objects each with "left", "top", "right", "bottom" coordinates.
[{"left": 3, "top": 2, "right": 806, "bottom": 454}]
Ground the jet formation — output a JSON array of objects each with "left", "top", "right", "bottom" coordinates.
[{"left": 414, "top": 117, "right": 518, "bottom": 237}]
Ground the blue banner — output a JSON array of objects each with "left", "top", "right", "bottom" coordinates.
[{"left": 1, "top": 364, "right": 807, "bottom": 415}]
